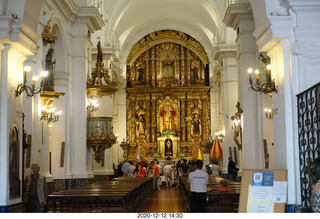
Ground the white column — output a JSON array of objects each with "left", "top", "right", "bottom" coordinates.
[
  {"left": 236, "top": 18, "right": 260, "bottom": 169},
  {"left": 0, "top": 44, "right": 10, "bottom": 206},
  {"left": 220, "top": 52, "right": 239, "bottom": 172},
  {"left": 70, "top": 22, "right": 90, "bottom": 179}
]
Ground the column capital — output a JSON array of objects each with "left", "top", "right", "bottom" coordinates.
[{"left": 223, "top": 3, "right": 253, "bottom": 30}]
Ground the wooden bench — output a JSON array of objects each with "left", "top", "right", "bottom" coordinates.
[
  {"left": 47, "top": 177, "right": 153, "bottom": 212},
  {"left": 179, "top": 176, "right": 240, "bottom": 212}
]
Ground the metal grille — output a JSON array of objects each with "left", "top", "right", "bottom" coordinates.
[{"left": 297, "top": 82, "right": 320, "bottom": 206}]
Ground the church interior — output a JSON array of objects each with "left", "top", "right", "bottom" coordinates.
[{"left": 0, "top": 0, "right": 320, "bottom": 213}]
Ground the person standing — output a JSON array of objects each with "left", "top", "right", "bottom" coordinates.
[
  {"left": 151, "top": 160, "right": 160, "bottom": 190},
  {"left": 138, "top": 162, "right": 147, "bottom": 178},
  {"left": 188, "top": 160, "right": 210, "bottom": 212},
  {"left": 128, "top": 161, "right": 136, "bottom": 177},
  {"left": 163, "top": 162, "right": 173, "bottom": 187},
  {"left": 211, "top": 160, "right": 220, "bottom": 177},
  {"left": 122, "top": 160, "right": 130, "bottom": 177},
  {"left": 180, "top": 159, "right": 190, "bottom": 177},
  {"left": 24, "top": 163, "right": 48, "bottom": 212},
  {"left": 228, "top": 157, "right": 236, "bottom": 181}
]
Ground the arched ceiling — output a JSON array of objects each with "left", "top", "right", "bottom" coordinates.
[{"left": 103, "top": 0, "right": 227, "bottom": 65}]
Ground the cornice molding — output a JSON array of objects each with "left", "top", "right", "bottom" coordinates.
[
  {"left": 223, "top": 3, "right": 253, "bottom": 29},
  {"left": 212, "top": 44, "right": 237, "bottom": 60}
]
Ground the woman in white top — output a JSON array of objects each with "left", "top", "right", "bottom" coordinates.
[{"left": 211, "top": 160, "right": 220, "bottom": 177}]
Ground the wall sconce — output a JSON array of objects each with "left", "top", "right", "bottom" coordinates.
[
  {"left": 215, "top": 131, "right": 225, "bottom": 142},
  {"left": 265, "top": 108, "right": 273, "bottom": 119},
  {"left": 207, "top": 137, "right": 214, "bottom": 148},
  {"left": 40, "top": 105, "right": 62, "bottom": 123},
  {"left": 120, "top": 138, "right": 130, "bottom": 158},
  {"left": 15, "top": 67, "right": 48, "bottom": 98},
  {"left": 248, "top": 53, "right": 277, "bottom": 94}
]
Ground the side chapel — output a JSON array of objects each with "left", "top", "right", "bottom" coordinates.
[{"left": 125, "top": 30, "right": 211, "bottom": 161}]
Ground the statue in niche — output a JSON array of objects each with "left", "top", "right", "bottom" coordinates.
[
  {"left": 192, "top": 66, "right": 200, "bottom": 81},
  {"left": 136, "top": 102, "right": 146, "bottom": 136},
  {"left": 191, "top": 101, "right": 201, "bottom": 135},
  {"left": 165, "top": 139, "right": 173, "bottom": 156},
  {"left": 160, "top": 104, "right": 176, "bottom": 131},
  {"left": 137, "top": 67, "right": 144, "bottom": 82},
  {"left": 43, "top": 48, "right": 55, "bottom": 91}
]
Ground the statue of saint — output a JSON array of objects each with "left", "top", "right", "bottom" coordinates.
[
  {"left": 136, "top": 102, "right": 146, "bottom": 136},
  {"left": 43, "top": 48, "right": 55, "bottom": 91},
  {"left": 97, "top": 40, "right": 103, "bottom": 63},
  {"left": 160, "top": 104, "right": 176, "bottom": 131},
  {"left": 192, "top": 113, "right": 201, "bottom": 134},
  {"left": 192, "top": 66, "right": 199, "bottom": 81},
  {"left": 137, "top": 67, "right": 144, "bottom": 82}
]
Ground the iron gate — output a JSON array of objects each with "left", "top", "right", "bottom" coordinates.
[{"left": 297, "top": 82, "right": 320, "bottom": 206}]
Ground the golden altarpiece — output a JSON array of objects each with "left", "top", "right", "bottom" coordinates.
[{"left": 126, "top": 30, "right": 211, "bottom": 161}]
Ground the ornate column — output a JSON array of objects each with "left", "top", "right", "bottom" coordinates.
[
  {"left": 130, "top": 99, "right": 136, "bottom": 142},
  {"left": 145, "top": 97, "right": 150, "bottom": 142},
  {"left": 151, "top": 47, "right": 155, "bottom": 87},
  {"left": 201, "top": 96, "right": 208, "bottom": 142},
  {"left": 146, "top": 51, "right": 150, "bottom": 86},
  {"left": 151, "top": 98, "right": 157, "bottom": 142},
  {"left": 187, "top": 50, "right": 191, "bottom": 85},
  {"left": 180, "top": 96, "right": 186, "bottom": 142},
  {"left": 181, "top": 47, "right": 185, "bottom": 86},
  {"left": 186, "top": 97, "right": 192, "bottom": 142}
]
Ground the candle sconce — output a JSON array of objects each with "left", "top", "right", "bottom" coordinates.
[
  {"left": 87, "top": 94, "right": 100, "bottom": 112},
  {"left": 248, "top": 53, "right": 277, "bottom": 95},
  {"left": 215, "top": 131, "right": 225, "bottom": 142},
  {"left": 15, "top": 67, "right": 48, "bottom": 98},
  {"left": 120, "top": 138, "right": 130, "bottom": 158},
  {"left": 265, "top": 108, "right": 273, "bottom": 119}
]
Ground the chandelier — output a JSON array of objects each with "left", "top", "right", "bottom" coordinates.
[{"left": 248, "top": 53, "right": 277, "bottom": 94}]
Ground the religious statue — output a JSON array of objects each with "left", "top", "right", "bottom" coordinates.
[
  {"left": 136, "top": 102, "right": 146, "bottom": 136},
  {"left": 192, "top": 112, "right": 201, "bottom": 134},
  {"left": 137, "top": 67, "right": 144, "bottom": 82},
  {"left": 160, "top": 104, "right": 176, "bottom": 131},
  {"left": 192, "top": 66, "right": 199, "bottom": 81},
  {"left": 97, "top": 39, "right": 103, "bottom": 63},
  {"left": 165, "top": 139, "right": 173, "bottom": 156},
  {"left": 43, "top": 48, "right": 55, "bottom": 91},
  {"left": 231, "top": 102, "right": 243, "bottom": 150},
  {"left": 191, "top": 100, "right": 201, "bottom": 135}
]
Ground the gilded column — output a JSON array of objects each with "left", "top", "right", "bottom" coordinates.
[
  {"left": 156, "top": 45, "right": 160, "bottom": 83},
  {"left": 186, "top": 97, "right": 192, "bottom": 142},
  {"left": 187, "top": 50, "right": 190, "bottom": 86},
  {"left": 131, "top": 100, "right": 136, "bottom": 142},
  {"left": 151, "top": 98, "right": 157, "bottom": 142},
  {"left": 181, "top": 97, "right": 186, "bottom": 142},
  {"left": 151, "top": 46, "right": 155, "bottom": 87},
  {"left": 146, "top": 50, "right": 150, "bottom": 86},
  {"left": 181, "top": 46, "right": 185, "bottom": 86},
  {"left": 201, "top": 96, "right": 208, "bottom": 142},
  {"left": 145, "top": 96, "right": 150, "bottom": 142}
]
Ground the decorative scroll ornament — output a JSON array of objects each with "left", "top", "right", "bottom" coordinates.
[
  {"left": 127, "top": 30, "right": 209, "bottom": 66},
  {"left": 292, "top": 41, "right": 320, "bottom": 59}
]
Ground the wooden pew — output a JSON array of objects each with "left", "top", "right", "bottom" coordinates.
[
  {"left": 179, "top": 176, "right": 240, "bottom": 213},
  {"left": 47, "top": 177, "right": 153, "bottom": 213}
]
